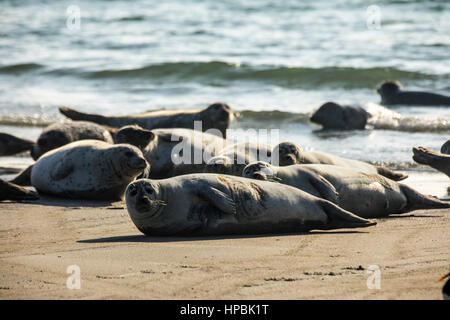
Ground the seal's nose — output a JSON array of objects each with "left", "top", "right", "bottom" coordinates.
[
  {"left": 135, "top": 190, "right": 151, "bottom": 213},
  {"left": 252, "top": 172, "right": 266, "bottom": 180},
  {"left": 280, "top": 154, "right": 295, "bottom": 165}
]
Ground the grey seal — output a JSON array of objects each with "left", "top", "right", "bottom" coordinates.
[
  {"left": 31, "top": 140, "right": 148, "bottom": 200},
  {"left": 203, "top": 142, "right": 273, "bottom": 176},
  {"left": 0, "top": 133, "right": 34, "bottom": 156},
  {"left": 114, "top": 125, "right": 228, "bottom": 178},
  {"left": 0, "top": 179, "right": 39, "bottom": 201},
  {"left": 412, "top": 141, "right": 450, "bottom": 178},
  {"left": 59, "top": 102, "right": 234, "bottom": 138},
  {"left": 125, "top": 174, "right": 376, "bottom": 236},
  {"left": 242, "top": 162, "right": 450, "bottom": 218},
  {"left": 273, "top": 142, "right": 408, "bottom": 181},
  {"left": 310, "top": 102, "right": 401, "bottom": 130},
  {"left": 377, "top": 81, "right": 450, "bottom": 106}
]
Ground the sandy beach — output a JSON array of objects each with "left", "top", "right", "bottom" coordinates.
[{"left": 0, "top": 192, "right": 448, "bottom": 300}]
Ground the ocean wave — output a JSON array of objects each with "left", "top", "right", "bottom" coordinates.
[
  {"left": 0, "top": 63, "right": 43, "bottom": 74},
  {"left": 0, "top": 115, "right": 55, "bottom": 127},
  {"left": 86, "top": 61, "right": 440, "bottom": 88}
]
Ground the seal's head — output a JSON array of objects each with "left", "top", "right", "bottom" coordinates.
[
  {"left": 114, "top": 125, "right": 155, "bottom": 151},
  {"left": 110, "top": 144, "right": 149, "bottom": 178},
  {"left": 125, "top": 179, "right": 167, "bottom": 233},
  {"left": 31, "top": 130, "right": 71, "bottom": 160},
  {"left": 377, "top": 81, "right": 402, "bottom": 104},
  {"left": 200, "top": 102, "right": 234, "bottom": 137},
  {"left": 242, "top": 161, "right": 274, "bottom": 181},
  {"left": 272, "top": 142, "right": 302, "bottom": 166},
  {"left": 441, "top": 140, "right": 450, "bottom": 155}
]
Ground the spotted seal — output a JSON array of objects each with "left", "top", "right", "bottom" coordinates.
[
  {"left": 273, "top": 142, "right": 408, "bottom": 181},
  {"left": 59, "top": 102, "right": 234, "bottom": 138},
  {"left": 242, "top": 162, "right": 450, "bottom": 218},
  {"left": 30, "top": 140, "right": 148, "bottom": 200},
  {"left": 377, "top": 81, "right": 450, "bottom": 106},
  {"left": 125, "top": 174, "right": 376, "bottom": 236}
]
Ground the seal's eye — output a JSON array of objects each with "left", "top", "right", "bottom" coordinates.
[
  {"left": 129, "top": 187, "right": 137, "bottom": 197},
  {"left": 145, "top": 186, "right": 153, "bottom": 194},
  {"left": 125, "top": 151, "right": 134, "bottom": 158}
]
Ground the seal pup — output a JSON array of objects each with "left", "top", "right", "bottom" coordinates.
[
  {"left": 31, "top": 121, "right": 114, "bottom": 160},
  {"left": 59, "top": 102, "right": 234, "bottom": 138},
  {"left": 0, "top": 133, "right": 34, "bottom": 156},
  {"left": 125, "top": 174, "right": 376, "bottom": 236},
  {"left": 114, "top": 125, "right": 228, "bottom": 178},
  {"left": 204, "top": 142, "right": 273, "bottom": 176},
  {"left": 273, "top": 142, "right": 408, "bottom": 181},
  {"left": 31, "top": 140, "right": 148, "bottom": 200},
  {"left": 310, "top": 102, "right": 400, "bottom": 130},
  {"left": 377, "top": 81, "right": 450, "bottom": 106},
  {"left": 242, "top": 162, "right": 450, "bottom": 218},
  {"left": 0, "top": 179, "right": 39, "bottom": 201},
  {"left": 412, "top": 144, "right": 450, "bottom": 178}
]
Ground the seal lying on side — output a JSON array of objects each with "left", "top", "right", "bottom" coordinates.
[
  {"left": 31, "top": 140, "right": 148, "bottom": 200},
  {"left": 203, "top": 142, "right": 273, "bottom": 176},
  {"left": 0, "top": 133, "right": 34, "bottom": 156},
  {"left": 310, "top": 102, "right": 400, "bottom": 130},
  {"left": 377, "top": 81, "right": 450, "bottom": 106},
  {"left": 0, "top": 179, "right": 39, "bottom": 201},
  {"left": 412, "top": 141, "right": 450, "bottom": 178},
  {"left": 125, "top": 174, "right": 376, "bottom": 236},
  {"left": 242, "top": 162, "right": 450, "bottom": 218},
  {"left": 272, "top": 142, "right": 408, "bottom": 181},
  {"left": 114, "top": 125, "right": 228, "bottom": 178},
  {"left": 60, "top": 102, "right": 234, "bottom": 138}
]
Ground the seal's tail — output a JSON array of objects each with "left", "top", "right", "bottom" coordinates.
[
  {"left": 400, "top": 184, "right": 450, "bottom": 212},
  {"left": 59, "top": 106, "right": 110, "bottom": 126},
  {"left": 376, "top": 166, "right": 408, "bottom": 181},
  {"left": 0, "top": 179, "right": 39, "bottom": 201}
]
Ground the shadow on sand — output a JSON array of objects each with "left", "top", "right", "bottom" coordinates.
[{"left": 78, "top": 230, "right": 367, "bottom": 244}]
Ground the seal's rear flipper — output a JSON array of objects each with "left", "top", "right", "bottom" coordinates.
[
  {"left": 320, "top": 200, "right": 376, "bottom": 230},
  {"left": 10, "top": 165, "right": 33, "bottom": 186},
  {"left": 412, "top": 147, "right": 450, "bottom": 177},
  {"left": 0, "top": 179, "right": 39, "bottom": 201},
  {"left": 400, "top": 184, "right": 450, "bottom": 212},
  {"left": 0, "top": 133, "right": 34, "bottom": 156},
  {"left": 376, "top": 166, "right": 408, "bottom": 181},
  {"left": 59, "top": 106, "right": 110, "bottom": 126}
]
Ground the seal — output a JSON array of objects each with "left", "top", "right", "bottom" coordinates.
[
  {"left": 114, "top": 125, "right": 228, "bottom": 178},
  {"left": 31, "top": 120, "right": 114, "bottom": 160},
  {"left": 30, "top": 140, "right": 149, "bottom": 200},
  {"left": 377, "top": 81, "right": 450, "bottom": 106},
  {"left": 310, "top": 101, "right": 401, "bottom": 130},
  {"left": 0, "top": 133, "right": 34, "bottom": 156},
  {"left": 242, "top": 162, "right": 450, "bottom": 218},
  {"left": 125, "top": 174, "right": 376, "bottom": 236},
  {"left": 59, "top": 102, "right": 234, "bottom": 138},
  {"left": 203, "top": 142, "right": 273, "bottom": 176},
  {"left": 0, "top": 178, "right": 39, "bottom": 201},
  {"left": 272, "top": 141, "right": 408, "bottom": 181},
  {"left": 412, "top": 145, "right": 450, "bottom": 178}
]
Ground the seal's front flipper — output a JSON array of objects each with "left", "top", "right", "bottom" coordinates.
[
  {"left": 10, "top": 165, "right": 33, "bottom": 186},
  {"left": 51, "top": 159, "right": 74, "bottom": 180},
  {"left": 308, "top": 174, "right": 339, "bottom": 204},
  {"left": 195, "top": 185, "right": 236, "bottom": 215},
  {"left": 320, "top": 200, "right": 376, "bottom": 230},
  {"left": 376, "top": 166, "right": 408, "bottom": 181}
]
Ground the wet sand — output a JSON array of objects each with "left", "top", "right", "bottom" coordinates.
[{"left": 0, "top": 194, "right": 448, "bottom": 300}]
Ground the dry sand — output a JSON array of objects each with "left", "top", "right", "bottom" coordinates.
[{"left": 0, "top": 194, "right": 448, "bottom": 300}]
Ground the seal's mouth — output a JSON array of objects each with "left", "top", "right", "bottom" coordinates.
[
  {"left": 252, "top": 172, "right": 267, "bottom": 181},
  {"left": 279, "top": 154, "right": 296, "bottom": 166}
]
